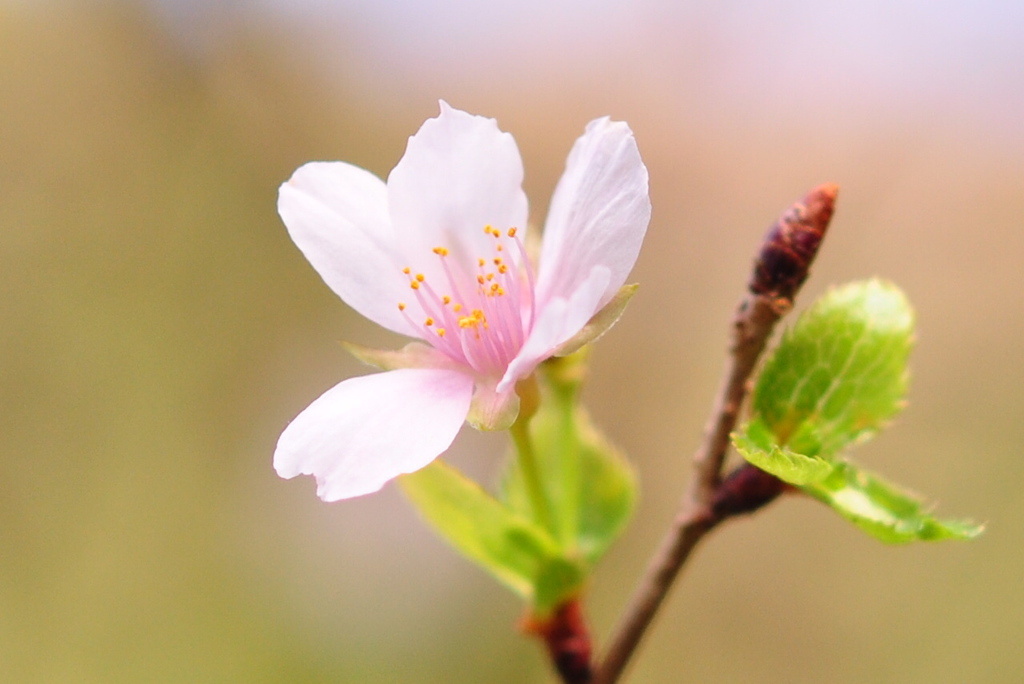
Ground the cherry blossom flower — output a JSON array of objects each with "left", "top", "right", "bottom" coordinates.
[{"left": 275, "top": 102, "right": 650, "bottom": 501}]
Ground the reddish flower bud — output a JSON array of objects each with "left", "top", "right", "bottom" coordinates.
[{"left": 750, "top": 183, "right": 838, "bottom": 301}]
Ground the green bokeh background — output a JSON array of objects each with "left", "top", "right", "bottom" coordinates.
[{"left": 2, "top": 3, "right": 1021, "bottom": 682}]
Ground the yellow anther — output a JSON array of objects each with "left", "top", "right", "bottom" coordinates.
[
  {"left": 507, "top": 227, "right": 517, "bottom": 237},
  {"left": 493, "top": 257, "right": 503, "bottom": 265},
  {"left": 410, "top": 281, "right": 420, "bottom": 290},
  {"left": 486, "top": 273, "right": 494, "bottom": 281},
  {"left": 425, "top": 317, "right": 434, "bottom": 326},
  {"left": 477, "top": 275, "right": 486, "bottom": 285},
  {"left": 415, "top": 273, "right": 425, "bottom": 282},
  {"left": 458, "top": 309, "right": 487, "bottom": 329},
  {"left": 432, "top": 247, "right": 448, "bottom": 256},
  {"left": 402, "top": 267, "right": 411, "bottom": 274},
  {"left": 478, "top": 258, "right": 486, "bottom": 267},
  {"left": 398, "top": 302, "right": 406, "bottom": 311},
  {"left": 437, "top": 329, "right": 446, "bottom": 337},
  {"left": 496, "top": 245, "right": 504, "bottom": 252},
  {"left": 490, "top": 283, "right": 500, "bottom": 293},
  {"left": 442, "top": 295, "right": 451, "bottom": 305},
  {"left": 453, "top": 304, "right": 462, "bottom": 312},
  {"left": 498, "top": 264, "right": 508, "bottom": 274}
]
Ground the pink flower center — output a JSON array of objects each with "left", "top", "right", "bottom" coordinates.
[{"left": 398, "top": 226, "right": 536, "bottom": 376}]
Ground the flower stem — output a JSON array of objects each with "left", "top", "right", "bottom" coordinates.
[{"left": 510, "top": 415, "right": 557, "bottom": 537}]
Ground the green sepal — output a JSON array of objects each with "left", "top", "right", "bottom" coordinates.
[
  {"left": 502, "top": 352, "right": 637, "bottom": 567},
  {"left": 732, "top": 419, "right": 833, "bottom": 485},
  {"left": 399, "top": 460, "right": 563, "bottom": 601},
  {"left": 800, "top": 462, "right": 984, "bottom": 543},
  {"left": 342, "top": 340, "right": 457, "bottom": 371},
  {"left": 551, "top": 283, "right": 639, "bottom": 358},
  {"left": 753, "top": 279, "right": 914, "bottom": 457}
]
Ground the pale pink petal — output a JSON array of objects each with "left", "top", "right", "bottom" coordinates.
[
  {"left": 386, "top": 102, "right": 529, "bottom": 288},
  {"left": 275, "top": 368, "right": 474, "bottom": 501},
  {"left": 497, "top": 266, "right": 611, "bottom": 393},
  {"left": 279, "top": 162, "right": 421, "bottom": 337},
  {"left": 535, "top": 118, "right": 650, "bottom": 310}
]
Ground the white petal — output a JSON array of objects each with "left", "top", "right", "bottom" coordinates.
[
  {"left": 275, "top": 368, "right": 475, "bottom": 501},
  {"left": 279, "top": 162, "right": 419, "bottom": 337},
  {"left": 386, "top": 102, "right": 529, "bottom": 288},
  {"left": 497, "top": 265, "right": 611, "bottom": 393},
  {"left": 535, "top": 118, "right": 650, "bottom": 310}
]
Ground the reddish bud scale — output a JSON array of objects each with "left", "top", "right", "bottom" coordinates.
[
  {"left": 710, "top": 463, "right": 788, "bottom": 520},
  {"left": 524, "top": 599, "right": 593, "bottom": 684},
  {"left": 749, "top": 183, "right": 838, "bottom": 302}
]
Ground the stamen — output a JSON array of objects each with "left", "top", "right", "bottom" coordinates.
[
  {"left": 393, "top": 225, "right": 535, "bottom": 375},
  {"left": 508, "top": 228, "right": 537, "bottom": 330}
]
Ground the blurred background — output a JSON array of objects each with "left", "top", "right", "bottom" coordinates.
[{"left": 1, "top": 1, "right": 1022, "bottom": 682}]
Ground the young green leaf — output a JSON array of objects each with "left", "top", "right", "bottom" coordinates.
[
  {"left": 732, "top": 421, "right": 833, "bottom": 485},
  {"left": 753, "top": 279, "right": 914, "bottom": 457},
  {"left": 573, "top": 420, "right": 637, "bottom": 564},
  {"left": 399, "top": 460, "right": 566, "bottom": 600},
  {"left": 736, "top": 279, "right": 979, "bottom": 543},
  {"left": 801, "top": 462, "right": 984, "bottom": 543}
]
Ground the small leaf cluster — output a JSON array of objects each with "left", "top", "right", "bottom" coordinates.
[{"left": 732, "top": 279, "right": 982, "bottom": 543}]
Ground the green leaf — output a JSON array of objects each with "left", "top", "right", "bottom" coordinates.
[
  {"left": 502, "top": 353, "right": 637, "bottom": 567},
  {"left": 801, "top": 462, "right": 984, "bottom": 543},
  {"left": 738, "top": 279, "right": 980, "bottom": 543},
  {"left": 732, "top": 420, "right": 833, "bottom": 485},
  {"left": 753, "top": 279, "right": 914, "bottom": 457},
  {"left": 399, "top": 460, "right": 566, "bottom": 601},
  {"left": 532, "top": 556, "right": 588, "bottom": 615},
  {"left": 573, "top": 420, "right": 637, "bottom": 564}
]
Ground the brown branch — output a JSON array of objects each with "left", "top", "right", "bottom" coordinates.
[{"left": 591, "top": 183, "right": 838, "bottom": 684}]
